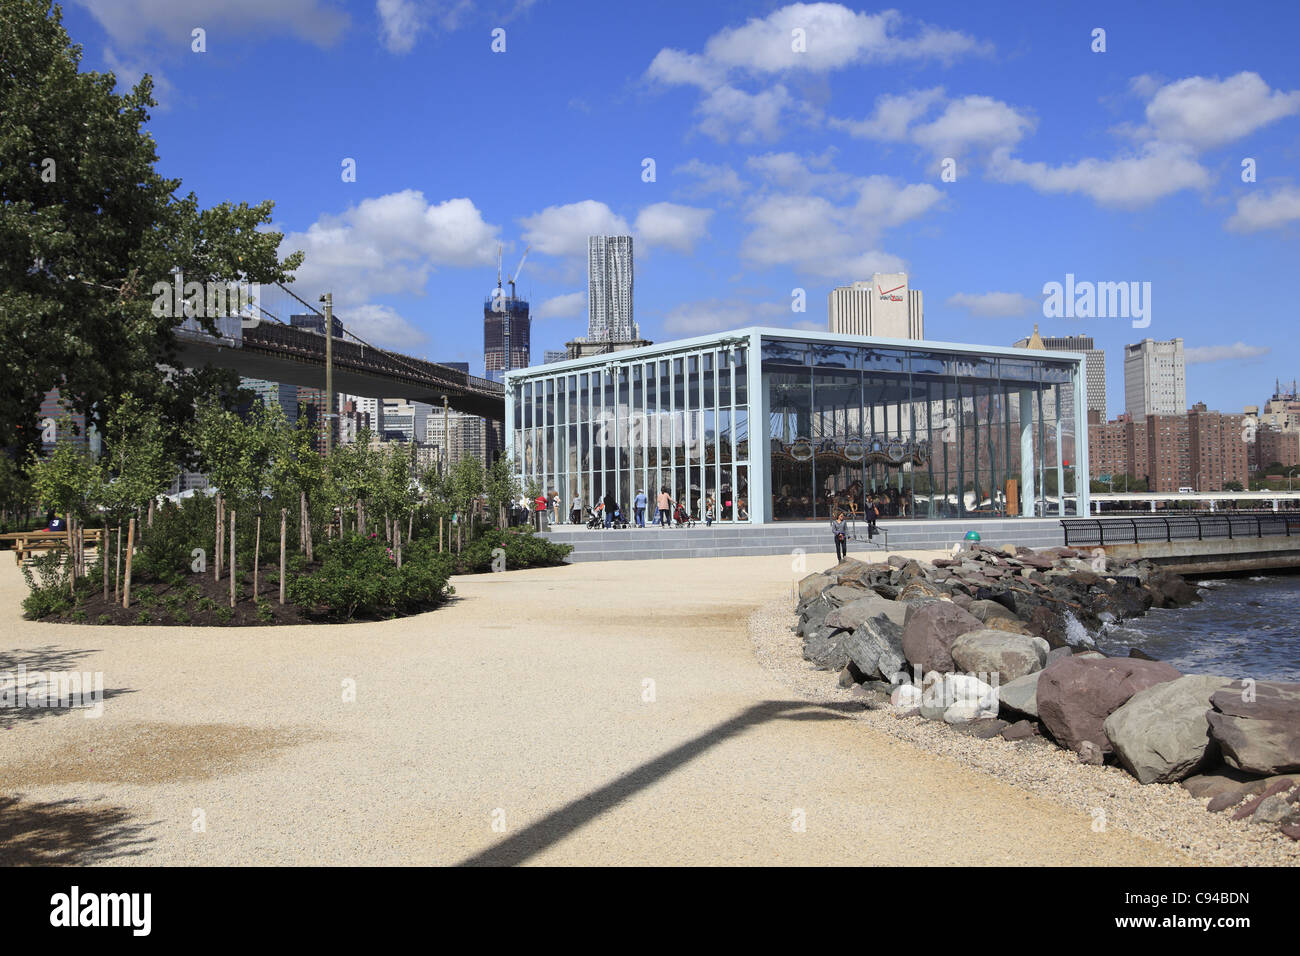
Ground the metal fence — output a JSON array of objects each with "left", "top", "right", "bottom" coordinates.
[{"left": 1061, "top": 512, "right": 1300, "bottom": 547}]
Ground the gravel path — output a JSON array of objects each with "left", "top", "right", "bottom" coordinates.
[
  {"left": 0, "top": 551, "right": 1208, "bottom": 866},
  {"left": 749, "top": 596, "right": 1300, "bottom": 867}
]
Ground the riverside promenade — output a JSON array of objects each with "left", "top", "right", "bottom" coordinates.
[{"left": 0, "top": 554, "right": 1185, "bottom": 866}]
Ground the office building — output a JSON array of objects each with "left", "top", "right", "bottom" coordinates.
[
  {"left": 505, "top": 328, "right": 1088, "bottom": 522},
  {"left": 587, "top": 235, "right": 636, "bottom": 341},
  {"left": 1015, "top": 326, "right": 1106, "bottom": 420},
  {"left": 827, "top": 273, "right": 924, "bottom": 339},
  {"left": 1124, "top": 338, "right": 1185, "bottom": 420},
  {"left": 290, "top": 312, "right": 343, "bottom": 338},
  {"left": 483, "top": 294, "right": 530, "bottom": 384}
]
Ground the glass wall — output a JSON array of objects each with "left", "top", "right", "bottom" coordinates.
[
  {"left": 510, "top": 341, "right": 751, "bottom": 523},
  {"left": 761, "top": 337, "right": 1080, "bottom": 521}
]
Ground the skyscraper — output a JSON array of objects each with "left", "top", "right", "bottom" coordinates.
[
  {"left": 588, "top": 235, "right": 636, "bottom": 341},
  {"left": 1124, "top": 338, "right": 1186, "bottom": 420},
  {"left": 1013, "top": 326, "right": 1107, "bottom": 420},
  {"left": 483, "top": 294, "right": 530, "bottom": 383},
  {"left": 827, "top": 273, "right": 924, "bottom": 339}
]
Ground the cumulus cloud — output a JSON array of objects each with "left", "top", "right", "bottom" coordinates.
[
  {"left": 519, "top": 200, "right": 631, "bottom": 258},
  {"left": 830, "top": 87, "right": 945, "bottom": 141},
  {"left": 831, "top": 89, "right": 1033, "bottom": 165},
  {"left": 662, "top": 298, "right": 788, "bottom": 336},
  {"left": 72, "top": 0, "right": 349, "bottom": 48},
  {"left": 1226, "top": 184, "right": 1300, "bottom": 232},
  {"left": 534, "top": 292, "right": 585, "bottom": 320},
  {"left": 989, "top": 142, "right": 1210, "bottom": 207},
  {"left": 696, "top": 84, "right": 799, "bottom": 143},
  {"left": 1134, "top": 72, "right": 1300, "bottom": 149},
  {"left": 745, "top": 150, "right": 851, "bottom": 195},
  {"left": 674, "top": 159, "right": 747, "bottom": 197},
  {"left": 946, "top": 291, "right": 1035, "bottom": 318},
  {"left": 634, "top": 203, "right": 713, "bottom": 254},
  {"left": 338, "top": 302, "right": 430, "bottom": 349},
  {"left": 282, "top": 190, "right": 499, "bottom": 305},
  {"left": 1185, "top": 342, "right": 1271, "bottom": 364},
  {"left": 374, "top": 0, "right": 475, "bottom": 53}
]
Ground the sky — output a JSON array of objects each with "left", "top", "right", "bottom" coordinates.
[{"left": 58, "top": 0, "right": 1300, "bottom": 415}]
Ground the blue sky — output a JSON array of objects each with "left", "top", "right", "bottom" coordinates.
[{"left": 61, "top": 0, "right": 1300, "bottom": 414}]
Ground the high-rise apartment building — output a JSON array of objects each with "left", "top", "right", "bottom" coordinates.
[
  {"left": 587, "top": 235, "right": 636, "bottom": 341},
  {"left": 1124, "top": 337, "right": 1185, "bottom": 420},
  {"left": 1187, "top": 403, "right": 1249, "bottom": 491},
  {"left": 1014, "top": 326, "right": 1106, "bottom": 420},
  {"left": 827, "top": 273, "right": 924, "bottom": 339}
]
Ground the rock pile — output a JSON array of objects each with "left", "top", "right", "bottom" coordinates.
[{"left": 795, "top": 546, "right": 1300, "bottom": 841}]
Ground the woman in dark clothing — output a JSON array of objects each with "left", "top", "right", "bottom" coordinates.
[
  {"left": 603, "top": 491, "right": 616, "bottom": 529},
  {"left": 831, "top": 511, "right": 848, "bottom": 561},
  {"left": 865, "top": 497, "right": 879, "bottom": 539}
]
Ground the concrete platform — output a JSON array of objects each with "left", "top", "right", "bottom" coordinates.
[{"left": 543, "top": 518, "right": 1066, "bottom": 562}]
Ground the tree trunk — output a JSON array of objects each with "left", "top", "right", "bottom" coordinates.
[
  {"left": 356, "top": 499, "right": 364, "bottom": 536},
  {"left": 279, "top": 508, "right": 287, "bottom": 606},
  {"left": 147, "top": 497, "right": 155, "bottom": 529},
  {"left": 229, "top": 508, "right": 236, "bottom": 609},
  {"left": 122, "top": 517, "right": 136, "bottom": 608},
  {"left": 253, "top": 512, "right": 262, "bottom": 601},
  {"left": 338, "top": 507, "right": 344, "bottom": 539},
  {"left": 305, "top": 495, "right": 314, "bottom": 563},
  {"left": 407, "top": 512, "right": 413, "bottom": 540},
  {"left": 115, "top": 523, "right": 122, "bottom": 601},
  {"left": 439, "top": 516, "right": 443, "bottom": 553},
  {"left": 67, "top": 515, "right": 75, "bottom": 595},
  {"left": 299, "top": 491, "right": 307, "bottom": 554},
  {"left": 215, "top": 493, "right": 223, "bottom": 582},
  {"left": 395, "top": 523, "right": 402, "bottom": 569},
  {"left": 102, "top": 521, "right": 109, "bottom": 601}
]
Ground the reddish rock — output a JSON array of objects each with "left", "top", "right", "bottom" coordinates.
[
  {"left": 1232, "top": 779, "right": 1296, "bottom": 821},
  {"left": 1035, "top": 655, "right": 1181, "bottom": 755},
  {"left": 1282, "top": 824, "right": 1300, "bottom": 841},
  {"left": 1207, "top": 790, "right": 1251, "bottom": 813},
  {"left": 1208, "top": 680, "right": 1300, "bottom": 774},
  {"left": 900, "top": 601, "right": 983, "bottom": 676}
]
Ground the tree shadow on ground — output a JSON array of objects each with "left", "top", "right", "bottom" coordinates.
[
  {"left": 457, "top": 699, "right": 860, "bottom": 867},
  {"left": 0, "top": 794, "right": 155, "bottom": 865},
  {"left": 0, "top": 644, "right": 135, "bottom": 727}
]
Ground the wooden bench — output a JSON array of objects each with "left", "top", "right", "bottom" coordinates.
[{"left": 1, "top": 527, "right": 104, "bottom": 565}]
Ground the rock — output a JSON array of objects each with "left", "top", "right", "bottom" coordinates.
[
  {"left": 943, "top": 700, "right": 985, "bottom": 724},
  {"left": 898, "top": 580, "right": 945, "bottom": 603},
  {"left": 856, "top": 616, "right": 909, "bottom": 683},
  {"left": 849, "top": 683, "right": 888, "bottom": 703},
  {"left": 1207, "top": 680, "right": 1300, "bottom": 775},
  {"left": 968, "top": 599, "right": 1019, "bottom": 624},
  {"left": 1252, "top": 794, "right": 1295, "bottom": 824},
  {"left": 802, "top": 632, "right": 848, "bottom": 671},
  {"left": 1181, "top": 767, "right": 1263, "bottom": 799},
  {"left": 1045, "top": 646, "right": 1073, "bottom": 666},
  {"left": 827, "top": 558, "right": 871, "bottom": 586},
  {"left": 1035, "top": 656, "right": 1181, "bottom": 755},
  {"left": 826, "top": 593, "right": 907, "bottom": 630},
  {"left": 966, "top": 718, "right": 1011, "bottom": 739},
  {"left": 951, "top": 630, "right": 1044, "bottom": 683},
  {"left": 1001, "top": 720, "right": 1037, "bottom": 741},
  {"left": 998, "top": 672, "right": 1041, "bottom": 719},
  {"left": 798, "top": 572, "right": 836, "bottom": 603},
  {"left": 901, "top": 601, "right": 983, "bottom": 676},
  {"left": 981, "top": 615, "right": 1036, "bottom": 636},
  {"left": 1282, "top": 823, "right": 1300, "bottom": 841},
  {"left": 890, "top": 683, "right": 922, "bottom": 712},
  {"left": 1127, "top": 647, "right": 1159, "bottom": 662},
  {"left": 838, "top": 664, "right": 865, "bottom": 688},
  {"left": 921, "top": 672, "right": 998, "bottom": 721},
  {"left": 824, "top": 584, "right": 868, "bottom": 606},
  {"left": 1207, "top": 789, "right": 1255, "bottom": 813},
  {"left": 1232, "top": 779, "right": 1296, "bottom": 821},
  {"left": 1076, "top": 740, "right": 1104, "bottom": 765},
  {"left": 1102, "top": 675, "right": 1235, "bottom": 784}
]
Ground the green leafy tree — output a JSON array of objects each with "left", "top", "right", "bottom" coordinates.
[
  {"left": 0, "top": 0, "right": 303, "bottom": 460},
  {"left": 484, "top": 455, "right": 521, "bottom": 528}
]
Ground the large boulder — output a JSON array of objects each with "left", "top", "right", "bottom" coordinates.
[
  {"left": 901, "top": 601, "right": 982, "bottom": 676},
  {"left": 997, "top": 672, "right": 1042, "bottom": 719},
  {"left": 1103, "top": 674, "right": 1235, "bottom": 784},
  {"left": 798, "top": 572, "right": 836, "bottom": 603},
  {"left": 838, "top": 616, "right": 907, "bottom": 683},
  {"left": 1207, "top": 680, "right": 1300, "bottom": 775},
  {"left": 826, "top": 593, "right": 906, "bottom": 630},
  {"left": 824, "top": 584, "right": 868, "bottom": 606},
  {"left": 1036, "top": 656, "right": 1181, "bottom": 755},
  {"left": 897, "top": 580, "right": 944, "bottom": 603},
  {"left": 802, "top": 631, "right": 848, "bottom": 671},
  {"left": 968, "top": 599, "right": 1019, "bottom": 624},
  {"left": 950, "top": 629, "right": 1045, "bottom": 683}
]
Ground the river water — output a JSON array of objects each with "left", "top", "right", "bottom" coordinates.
[{"left": 1093, "top": 572, "right": 1300, "bottom": 682}]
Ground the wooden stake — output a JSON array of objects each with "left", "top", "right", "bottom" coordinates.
[
  {"left": 122, "top": 517, "right": 135, "bottom": 608},
  {"left": 215, "top": 493, "right": 223, "bottom": 582},
  {"left": 102, "top": 521, "right": 109, "bottom": 601},
  {"left": 229, "top": 508, "right": 236, "bottom": 609},
  {"left": 114, "top": 523, "right": 121, "bottom": 601},
  {"left": 279, "top": 508, "right": 287, "bottom": 605},
  {"left": 253, "top": 511, "right": 262, "bottom": 600},
  {"left": 439, "top": 516, "right": 443, "bottom": 553},
  {"left": 67, "top": 515, "right": 75, "bottom": 595}
]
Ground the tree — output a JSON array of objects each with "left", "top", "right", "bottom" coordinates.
[
  {"left": 484, "top": 455, "right": 521, "bottom": 529},
  {"left": 27, "top": 436, "right": 97, "bottom": 591},
  {"left": 0, "top": 0, "right": 303, "bottom": 460}
]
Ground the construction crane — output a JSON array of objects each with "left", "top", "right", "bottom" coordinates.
[{"left": 508, "top": 245, "right": 530, "bottom": 300}]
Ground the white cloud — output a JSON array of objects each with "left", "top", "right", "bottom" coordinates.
[
  {"left": 911, "top": 95, "right": 1034, "bottom": 157},
  {"left": 696, "top": 84, "right": 797, "bottom": 143},
  {"left": 103, "top": 46, "right": 175, "bottom": 107},
  {"left": 338, "top": 303, "right": 429, "bottom": 349},
  {"left": 376, "top": 0, "right": 422, "bottom": 53},
  {"left": 282, "top": 190, "right": 499, "bottom": 305},
  {"left": 674, "top": 159, "right": 746, "bottom": 197},
  {"left": 534, "top": 292, "right": 585, "bottom": 320},
  {"left": 1136, "top": 72, "right": 1300, "bottom": 149},
  {"left": 946, "top": 291, "right": 1035, "bottom": 318},
  {"left": 745, "top": 150, "right": 851, "bottom": 195},
  {"left": 645, "top": 48, "right": 724, "bottom": 89},
  {"left": 519, "top": 200, "right": 631, "bottom": 258},
  {"left": 990, "top": 142, "right": 1210, "bottom": 207},
  {"left": 662, "top": 298, "right": 787, "bottom": 336},
  {"left": 1226, "top": 184, "right": 1300, "bottom": 232},
  {"left": 1185, "top": 342, "right": 1271, "bottom": 364},
  {"left": 829, "top": 87, "right": 944, "bottom": 140},
  {"left": 634, "top": 203, "right": 713, "bottom": 254},
  {"left": 72, "top": 0, "right": 349, "bottom": 48}
]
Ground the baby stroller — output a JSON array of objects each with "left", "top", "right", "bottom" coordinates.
[
  {"left": 585, "top": 506, "right": 604, "bottom": 529},
  {"left": 611, "top": 507, "right": 629, "bottom": 530},
  {"left": 673, "top": 503, "right": 695, "bottom": 528}
]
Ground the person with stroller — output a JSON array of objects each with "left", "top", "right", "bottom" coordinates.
[
  {"left": 603, "top": 491, "right": 616, "bottom": 529},
  {"left": 656, "top": 488, "right": 672, "bottom": 528},
  {"left": 831, "top": 511, "right": 848, "bottom": 561},
  {"left": 570, "top": 494, "right": 582, "bottom": 526}
]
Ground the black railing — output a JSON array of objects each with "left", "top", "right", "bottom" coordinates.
[{"left": 1061, "top": 512, "right": 1300, "bottom": 547}]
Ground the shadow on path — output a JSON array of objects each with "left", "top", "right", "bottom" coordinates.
[
  {"left": 457, "top": 699, "right": 858, "bottom": 867},
  {"left": 0, "top": 794, "right": 155, "bottom": 865},
  {"left": 0, "top": 644, "right": 135, "bottom": 727}
]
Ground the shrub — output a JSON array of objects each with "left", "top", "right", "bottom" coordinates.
[
  {"left": 451, "top": 526, "right": 572, "bottom": 574},
  {"left": 97, "top": 614, "right": 112, "bottom": 625},
  {"left": 20, "top": 550, "right": 74, "bottom": 620},
  {"left": 288, "top": 532, "right": 451, "bottom": 620}
]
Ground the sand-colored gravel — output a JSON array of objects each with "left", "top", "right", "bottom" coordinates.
[{"left": 1, "top": 549, "right": 1192, "bottom": 866}]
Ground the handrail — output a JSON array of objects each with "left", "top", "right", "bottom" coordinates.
[{"left": 1060, "top": 512, "right": 1300, "bottom": 547}]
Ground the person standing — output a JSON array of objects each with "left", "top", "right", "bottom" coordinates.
[
  {"left": 551, "top": 492, "right": 561, "bottom": 526},
  {"left": 603, "top": 490, "right": 616, "bottom": 529},
  {"left": 534, "top": 493, "right": 548, "bottom": 531},
  {"left": 831, "top": 511, "right": 848, "bottom": 561},
  {"left": 656, "top": 488, "right": 672, "bottom": 529},
  {"left": 570, "top": 493, "right": 582, "bottom": 526},
  {"left": 634, "top": 489, "right": 647, "bottom": 528},
  {"left": 705, "top": 496, "right": 715, "bottom": 527},
  {"left": 865, "top": 496, "right": 879, "bottom": 539}
]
